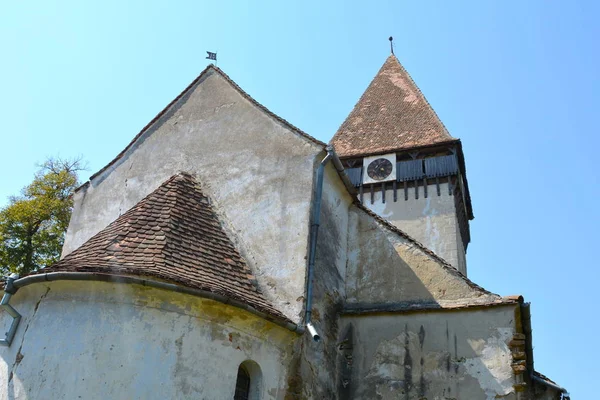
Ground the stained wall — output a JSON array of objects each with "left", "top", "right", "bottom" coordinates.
[
  {"left": 290, "top": 162, "right": 353, "bottom": 399},
  {"left": 345, "top": 205, "right": 496, "bottom": 308},
  {"left": 339, "top": 306, "right": 519, "bottom": 400},
  {"left": 0, "top": 281, "right": 296, "bottom": 400},
  {"left": 62, "top": 68, "right": 323, "bottom": 323},
  {"left": 364, "top": 182, "right": 467, "bottom": 274}
]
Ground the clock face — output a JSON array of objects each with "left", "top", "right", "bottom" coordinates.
[{"left": 367, "top": 158, "right": 393, "bottom": 181}]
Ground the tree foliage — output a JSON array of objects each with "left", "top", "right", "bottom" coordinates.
[{"left": 0, "top": 157, "right": 85, "bottom": 276}]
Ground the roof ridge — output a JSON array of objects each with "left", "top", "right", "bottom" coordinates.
[
  {"left": 165, "top": 173, "right": 264, "bottom": 296},
  {"left": 387, "top": 54, "right": 455, "bottom": 140},
  {"left": 209, "top": 65, "right": 325, "bottom": 148},
  {"left": 354, "top": 201, "right": 497, "bottom": 297},
  {"left": 80, "top": 65, "right": 325, "bottom": 191}
]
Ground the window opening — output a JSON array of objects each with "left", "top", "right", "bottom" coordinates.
[{"left": 234, "top": 365, "right": 251, "bottom": 400}]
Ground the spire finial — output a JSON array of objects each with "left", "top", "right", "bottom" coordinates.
[{"left": 389, "top": 36, "right": 394, "bottom": 55}]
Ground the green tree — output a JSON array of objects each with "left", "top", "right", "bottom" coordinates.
[{"left": 0, "top": 157, "right": 85, "bottom": 276}]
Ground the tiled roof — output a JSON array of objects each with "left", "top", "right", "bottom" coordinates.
[
  {"left": 42, "top": 172, "right": 287, "bottom": 321},
  {"left": 331, "top": 55, "right": 456, "bottom": 158}
]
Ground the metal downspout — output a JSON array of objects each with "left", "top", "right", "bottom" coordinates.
[
  {"left": 304, "top": 146, "right": 336, "bottom": 342},
  {"left": 0, "top": 274, "right": 21, "bottom": 347}
]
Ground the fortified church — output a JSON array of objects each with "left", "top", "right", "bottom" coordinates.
[{"left": 0, "top": 50, "right": 568, "bottom": 399}]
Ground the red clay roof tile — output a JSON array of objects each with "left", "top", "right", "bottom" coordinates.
[
  {"left": 331, "top": 55, "right": 455, "bottom": 158},
  {"left": 40, "top": 172, "right": 287, "bottom": 321}
]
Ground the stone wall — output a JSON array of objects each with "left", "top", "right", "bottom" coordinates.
[
  {"left": 345, "top": 205, "right": 495, "bottom": 308},
  {"left": 363, "top": 182, "right": 466, "bottom": 274},
  {"left": 338, "top": 306, "right": 520, "bottom": 400},
  {"left": 0, "top": 281, "right": 297, "bottom": 399},
  {"left": 290, "top": 162, "right": 354, "bottom": 399}
]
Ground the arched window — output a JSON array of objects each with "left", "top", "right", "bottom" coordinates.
[
  {"left": 234, "top": 365, "right": 251, "bottom": 400},
  {"left": 234, "top": 360, "right": 262, "bottom": 400}
]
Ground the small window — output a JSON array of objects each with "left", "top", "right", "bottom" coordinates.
[
  {"left": 233, "top": 360, "right": 262, "bottom": 400},
  {"left": 234, "top": 365, "right": 251, "bottom": 400}
]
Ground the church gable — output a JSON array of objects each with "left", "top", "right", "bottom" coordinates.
[
  {"left": 63, "top": 66, "right": 326, "bottom": 322},
  {"left": 89, "top": 65, "right": 325, "bottom": 184}
]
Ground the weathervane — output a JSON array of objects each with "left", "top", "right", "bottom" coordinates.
[
  {"left": 389, "top": 36, "right": 394, "bottom": 55},
  {"left": 206, "top": 51, "right": 217, "bottom": 66}
]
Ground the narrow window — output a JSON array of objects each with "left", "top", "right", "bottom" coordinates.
[
  {"left": 233, "top": 360, "right": 262, "bottom": 400},
  {"left": 234, "top": 365, "right": 251, "bottom": 400}
]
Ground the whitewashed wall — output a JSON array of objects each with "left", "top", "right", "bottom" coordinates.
[
  {"left": 364, "top": 182, "right": 466, "bottom": 274},
  {"left": 340, "top": 306, "right": 519, "bottom": 400},
  {"left": 0, "top": 281, "right": 296, "bottom": 400}
]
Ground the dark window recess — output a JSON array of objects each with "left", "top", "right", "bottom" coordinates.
[
  {"left": 424, "top": 154, "right": 458, "bottom": 177},
  {"left": 234, "top": 366, "right": 251, "bottom": 400},
  {"left": 396, "top": 159, "right": 424, "bottom": 181},
  {"left": 345, "top": 167, "right": 363, "bottom": 187}
]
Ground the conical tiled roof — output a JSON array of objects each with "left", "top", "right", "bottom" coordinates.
[
  {"left": 42, "top": 172, "right": 285, "bottom": 320},
  {"left": 331, "top": 55, "right": 456, "bottom": 158}
]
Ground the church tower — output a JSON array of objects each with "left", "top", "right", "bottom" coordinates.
[{"left": 331, "top": 54, "right": 473, "bottom": 275}]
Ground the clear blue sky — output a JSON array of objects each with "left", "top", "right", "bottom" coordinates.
[{"left": 1, "top": 1, "right": 597, "bottom": 396}]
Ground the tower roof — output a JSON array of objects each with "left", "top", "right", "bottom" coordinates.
[
  {"left": 331, "top": 55, "right": 456, "bottom": 158},
  {"left": 42, "top": 172, "right": 286, "bottom": 321}
]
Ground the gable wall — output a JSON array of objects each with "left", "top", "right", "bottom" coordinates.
[{"left": 63, "top": 69, "right": 323, "bottom": 322}]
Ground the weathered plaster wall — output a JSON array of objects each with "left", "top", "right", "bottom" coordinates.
[
  {"left": 0, "top": 281, "right": 297, "bottom": 400},
  {"left": 290, "top": 162, "right": 353, "bottom": 399},
  {"left": 339, "top": 306, "right": 519, "bottom": 400},
  {"left": 364, "top": 182, "right": 466, "bottom": 274},
  {"left": 62, "top": 69, "right": 323, "bottom": 322},
  {"left": 345, "top": 205, "right": 496, "bottom": 308}
]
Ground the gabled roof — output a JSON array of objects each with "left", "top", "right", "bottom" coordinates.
[
  {"left": 331, "top": 55, "right": 456, "bottom": 158},
  {"left": 42, "top": 172, "right": 286, "bottom": 321},
  {"left": 82, "top": 64, "right": 325, "bottom": 188}
]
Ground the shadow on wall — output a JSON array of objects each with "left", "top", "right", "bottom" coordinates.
[
  {"left": 338, "top": 206, "right": 515, "bottom": 399},
  {"left": 345, "top": 205, "right": 440, "bottom": 307}
]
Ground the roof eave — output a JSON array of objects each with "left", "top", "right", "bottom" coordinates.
[
  {"left": 11, "top": 271, "right": 303, "bottom": 334},
  {"left": 334, "top": 139, "right": 461, "bottom": 160},
  {"left": 333, "top": 139, "right": 474, "bottom": 220}
]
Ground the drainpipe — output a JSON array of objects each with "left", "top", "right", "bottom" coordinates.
[
  {"left": 0, "top": 273, "right": 21, "bottom": 347},
  {"left": 305, "top": 146, "right": 341, "bottom": 342}
]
